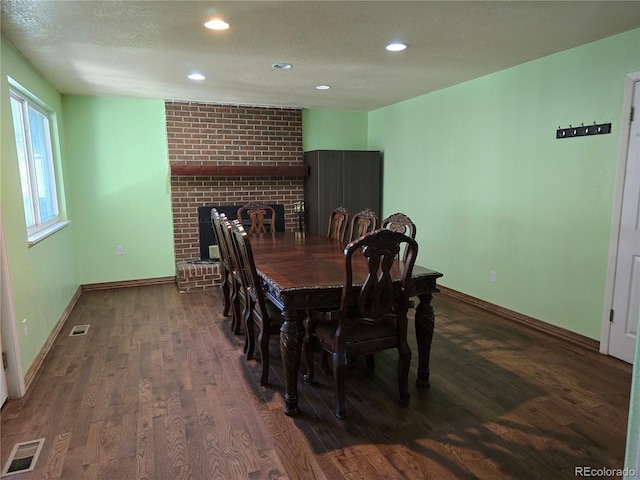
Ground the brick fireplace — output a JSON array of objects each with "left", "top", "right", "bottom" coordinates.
[{"left": 165, "top": 100, "right": 305, "bottom": 291}]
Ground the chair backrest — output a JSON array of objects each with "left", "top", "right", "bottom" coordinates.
[
  {"left": 223, "top": 216, "right": 252, "bottom": 312},
  {"left": 327, "top": 206, "right": 349, "bottom": 242},
  {"left": 212, "top": 209, "right": 233, "bottom": 272},
  {"left": 231, "top": 220, "right": 269, "bottom": 317},
  {"left": 237, "top": 202, "right": 277, "bottom": 233},
  {"left": 219, "top": 214, "right": 240, "bottom": 274},
  {"left": 341, "top": 228, "right": 418, "bottom": 327},
  {"left": 382, "top": 212, "right": 416, "bottom": 262},
  {"left": 382, "top": 212, "right": 416, "bottom": 238},
  {"left": 347, "top": 208, "right": 378, "bottom": 243}
]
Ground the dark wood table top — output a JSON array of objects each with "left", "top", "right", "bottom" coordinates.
[{"left": 249, "top": 231, "right": 443, "bottom": 311}]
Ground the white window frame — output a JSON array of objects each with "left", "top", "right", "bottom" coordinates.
[{"left": 9, "top": 81, "right": 68, "bottom": 244}]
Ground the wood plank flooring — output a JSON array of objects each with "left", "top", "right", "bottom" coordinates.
[{"left": 0, "top": 284, "right": 632, "bottom": 479}]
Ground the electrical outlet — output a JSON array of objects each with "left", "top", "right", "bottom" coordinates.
[
  {"left": 490, "top": 271, "right": 497, "bottom": 283},
  {"left": 23, "top": 318, "right": 28, "bottom": 337},
  {"left": 116, "top": 245, "right": 124, "bottom": 255}
]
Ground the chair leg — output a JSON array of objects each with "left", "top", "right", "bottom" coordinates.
[
  {"left": 243, "top": 327, "right": 249, "bottom": 354},
  {"left": 346, "top": 354, "right": 356, "bottom": 369},
  {"left": 366, "top": 353, "right": 376, "bottom": 370},
  {"left": 230, "top": 281, "right": 241, "bottom": 335},
  {"left": 398, "top": 343, "right": 412, "bottom": 404},
  {"left": 221, "top": 275, "right": 231, "bottom": 317},
  {"left": 245, "top": 314, "right": 255, "bottom": 360},
  {"left": 259, "top": 328, "right": 270, "bottom": 386},
  {"left": 321, "top": 350, "right": 330, "bottom": 374},
  {"left": 241, "top": 303, "right": 255, "bottom": 360},
  {"left": 303, "top": 320, "right": 315, "bottom": 384},
  {"left": 333, "top": 351, "right": 347, "bottom": 419}
]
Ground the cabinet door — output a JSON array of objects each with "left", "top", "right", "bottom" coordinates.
[
  {"left": 342, "top": 151, "right": 381, "bottom": 222},
  {"left": 305, "top": 151, "right": 344, "bottom": 234}
]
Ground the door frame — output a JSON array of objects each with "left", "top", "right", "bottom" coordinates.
[
  {"left": 600, "top": 71, "right": 640, "bottom": 355},
  {"left": 0, "top": 206, "right": 25, "bottom": 398}
]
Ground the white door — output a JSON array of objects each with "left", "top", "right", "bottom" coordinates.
[{"left": 609, "top": 79, "right": 640, "bottom": 364}]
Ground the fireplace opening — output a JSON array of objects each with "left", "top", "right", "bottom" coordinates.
[{"left": 197, "top": 205, "right": 286, "bottom": 261}]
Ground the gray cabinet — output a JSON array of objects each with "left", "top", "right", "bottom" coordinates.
[{"left": 304, "top": 150, "right": 381, "bottom": 235}]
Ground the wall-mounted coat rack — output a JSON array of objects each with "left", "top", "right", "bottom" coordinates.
[{"left": 556, "top": 122, "right": 611, "bottom": 139}]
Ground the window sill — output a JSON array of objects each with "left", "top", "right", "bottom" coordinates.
[{"left": 27, "top": 220, "right": 71, "bottom": 246}]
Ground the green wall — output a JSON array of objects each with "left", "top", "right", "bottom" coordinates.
[
  {"left": 368, "top": 29, "right": 640, "bottom": 341},
  {"left": 62, "top": 96, "right": 175, "bottom": 285},
  {"left": 365, "top": 30, "right": 640, "bottom": 472},
  {"left": 1, "top": 38, "right": 175, "bottom": 376},
  {"left": 1, "top": 37, "right": 80, "bottom": 372},
  {"left": 302, "top": 109, "right": 368, "bottom": 151}
]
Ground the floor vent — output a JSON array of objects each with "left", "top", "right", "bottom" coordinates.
[
  {"left": 1, "top": 438, "right": 45, "bottom": 477},
  {"left": 69, "top": 324, "right": 90, "bottom": 336}
]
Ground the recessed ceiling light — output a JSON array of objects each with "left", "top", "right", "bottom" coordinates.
[
  {"left": 204, "top": 18, "right": 229, "bottom": 30},
  {"left": 188, "top": 73, "right": 206, "bottom": 81},
  {"left": 386, "top": 42, "right": 407, "bottom": 52},
  {"left": 272, "top": 63, "right": 292, "bottom": 70},
  {"left": 316, "top": 85, "right": 331, "bottom": 90}
]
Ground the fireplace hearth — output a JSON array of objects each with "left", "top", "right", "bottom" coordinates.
[{"left": 175, "top": 204, "right": 286, "bottom": 292}]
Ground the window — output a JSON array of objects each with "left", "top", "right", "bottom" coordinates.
[{"left": 9, "top": 87, "right": 63, "bottom": 241}]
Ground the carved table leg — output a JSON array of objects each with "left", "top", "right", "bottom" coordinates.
[
  {"left": 280, "top": 309, "right": 304, "bottom": 416},
  {"left": 414, "top": 292, "right": 435, "bottom": 388}
]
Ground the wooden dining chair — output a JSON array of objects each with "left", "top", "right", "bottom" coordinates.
[
  {"left": 303, "top": 228, "right": 419, "bottom": 418},
  {"left": 346, "top": 208, "right": 378, "bottom": 243},
  {"left": 382, "top": 212, "right": 416, "bottom": 262},
  {"left": 231, "top": 220, "right": 284, "bottom": 386},
  {"left": 211, "top": 209, "right": 237, "bottom": 328},
  {"left": 327, "top": 206, "right": 349, "bottom": 242},
  {"left": 237, "top": 202, "right": 277, "bottom": 233},
  {"left": 374, "top": 212, "right": 419, "bottom": 367},
  {"left": 219, "top": 214, "right": 251, "bottom": 342}
]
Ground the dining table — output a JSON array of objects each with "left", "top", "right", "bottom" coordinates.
[{"left": 248, "top": 231, "right": 443, "bottom": 416}]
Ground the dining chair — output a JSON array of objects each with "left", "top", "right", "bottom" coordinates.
[
  {"left": 303, "top": 228, "right": 419, "bottom": 418},
  {"left": 346, "top": 208, "right": 378, "bottom": 243},
  {"left": 219, "top": 214, "right": 250, "bottom": 341},
  {"left": 382, "top": 212, "right": 416, "bottom": 262},
  {"left": 327, "top": 206, "right": 349, "bottom": 242},
  {"left": 237, "top": 202, "right": 277, "bottom": 233},
  {"left": 231, "top": 220, "right": 285, "bottom": 386},
  {"left": 344, "top": 208, "right": 379, "bottom": 367},
  {"left": 211, "top": 209, "right": 236, "bottom": 326}
]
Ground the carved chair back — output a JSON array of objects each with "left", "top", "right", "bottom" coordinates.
[
  {"left": 327, "top": 206, "right": 349, "bottom": 242},
  {"left": 211, "top": 209, "right": 234, "bottom": 319},
  {"left": 347, "top": 208, "right": 378, "bottom": 243},
  {"left": 382, "top": 212, "right": 417, "bottom": 262},
  {"left": 211, "top": 209, "right": 232, "bottom": 273},
  {"left": 305, "top": 228, "right": 418, "bottom": 418},
  {"left": 342, "top": 228, "right": 417, "bottom": 329},
  {"left": 220, "top": 214, "right": 249, "bottom": 335},
  {"left": 237, "top": 202, "right": 277, "bottom": 233}
]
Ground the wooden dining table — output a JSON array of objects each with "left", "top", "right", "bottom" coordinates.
[{"left": 248, "top": 231, "right": 443, "bottom": 416}]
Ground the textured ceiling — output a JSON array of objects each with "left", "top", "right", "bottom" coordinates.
[{"left": 1, "top": 1, "right": 639, "bottom": 111}]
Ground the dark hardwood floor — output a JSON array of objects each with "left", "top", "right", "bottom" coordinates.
[{"left": 1, "top": 283, "right": 632, "bottom": 479}]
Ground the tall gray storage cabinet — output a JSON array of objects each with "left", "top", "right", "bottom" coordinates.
[{"left": 304, "top": 150, "right": 382, "bottom": 235}]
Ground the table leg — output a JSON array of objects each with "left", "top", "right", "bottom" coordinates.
[
  {"left": 280, "top": 309, "right": 304, "bottom": 416},
  {"left": 415, "top": 292, "right": 435, "bottom": 388}
]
